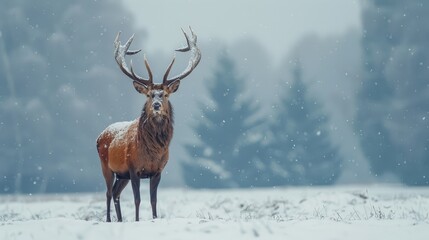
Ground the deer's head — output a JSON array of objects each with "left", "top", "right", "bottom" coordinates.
[{"left": 113, "top": 27, "right": 201, "bottom": 119}]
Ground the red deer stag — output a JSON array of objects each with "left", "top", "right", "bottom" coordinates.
[{"left": 97, "top": 27, "right": 201, "bottom": 222}]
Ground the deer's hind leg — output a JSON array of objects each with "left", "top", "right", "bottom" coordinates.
[
  {"left": 102, "top": 168, "right": 114, "bottom": 222},
  {"left": 98, "top": 138, "right": 114, "bottom": 222}
]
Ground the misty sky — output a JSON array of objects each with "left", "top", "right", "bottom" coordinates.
[
  {"left": 124, "top": 0, "right": 361, "bottom": 63},
  {"left": 6, "top": 0, "right": 422, "bottom": 193},
  {"left": 119, "top": 0, "right": 365, "bottom": 185}
]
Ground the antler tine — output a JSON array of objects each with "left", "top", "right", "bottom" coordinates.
[
  {"left": 114, "top": 32, "right": 153, "bottom": 87},
  {"left": 163, "top": 27, "right": 201, "bottom": 86},
  {"left": 126, "top": 49, "right": 141, "bottom": 55},
  {"left": 163, "top": 56, "right": 176, "bottom": 84},
  {"left": 144, "top": 55, "right": 153, "bottom": 81},
  {"left": 175, "top": 28, "right": 191, "bottom": 52},
  {"left": 114, "top": 31, "right": 121, "bottom": 49}
]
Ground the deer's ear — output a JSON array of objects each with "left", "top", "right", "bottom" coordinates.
[
  {"left": 133, "top": 81, "right": 149, "bottom": 95},
  {"left": 167, "top": 81, "right": 180, "bottom": 93}
]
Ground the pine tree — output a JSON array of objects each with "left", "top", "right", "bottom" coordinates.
[
  {"left": 0, "top": 0, "right": 143, "bottom": 193},
  {"left": 182, "top": 53, "right": 263, "bottom": 188},
  {"left": 267, "top": 64, "right": 341, "bottom": 185},
  {"left": 357, "top": 0, "right": 429, "bottom": 185}
]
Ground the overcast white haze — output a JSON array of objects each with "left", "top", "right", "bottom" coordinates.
[
  {"left": 2, "top": 1, "right": 429, "bottom": 239},
  {"left": 0, "top": 0, "right": 382, "bottom": 192},
  {"left": 123, "top": 0, "right": 364, "bottom": 186},
  {"left": 124, "top": 0, "right": 361, "bottom": 63}
]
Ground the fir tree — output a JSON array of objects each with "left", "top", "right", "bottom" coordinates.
[
  {"left": 182, "top": 53, "right": 263, "bottom": 188},
  {"left": 357, "top": 0, "right": 429, "bottom": 185},
  {"left": 267, "top": 64, "right": 341, "bottom": 185},
  {"left": 0, "top": 0, "right": 143, "bottom": 193}
]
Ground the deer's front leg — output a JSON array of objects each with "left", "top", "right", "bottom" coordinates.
[
  {"left": 150, "top": 172, "right": 161, "bottom": 219},
  {"left": 130, "top": 170, "right": 141, "bottom": 221}
]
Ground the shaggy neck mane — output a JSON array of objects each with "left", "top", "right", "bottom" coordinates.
[{"left": 138, "top": 102, "right": 174, "bottom": 154}]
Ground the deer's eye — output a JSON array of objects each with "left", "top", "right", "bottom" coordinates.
[{"left": 151, "top": 93, "right": 155, "bottom": 98}]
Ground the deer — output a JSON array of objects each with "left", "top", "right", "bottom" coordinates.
[{"left": 96, "top": 27, "right": 201, "bottom": 222}]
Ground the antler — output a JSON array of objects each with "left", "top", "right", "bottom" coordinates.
[
  {"left": 114, "top": 32, "right": 153, "bottom": 87},
  {"left": 163, "top": 27, "right": 201, "bottom": 86}
]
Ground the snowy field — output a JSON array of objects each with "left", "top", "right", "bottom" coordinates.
[{"left": 1, "top": 185, "right": 429, "bottom": 240}]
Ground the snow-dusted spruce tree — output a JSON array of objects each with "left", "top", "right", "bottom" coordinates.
[
  {"left": 0, "top": 0, "right": 143, "bottom": 193},
  {"left": 266, "top": 64, "right": 341, "bottom": 185},
  {"left": 182, "top": 52, "right": 264, "bottom": 188},
  {"left": 356, "top": 0, "right": 429, "bottom": 185}
]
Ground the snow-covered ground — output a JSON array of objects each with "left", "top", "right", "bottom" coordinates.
[{"left": 1, "top": 185, "right": 429, "bottom": 240}]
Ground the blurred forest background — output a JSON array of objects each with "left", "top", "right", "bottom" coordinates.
[{"left": 0, "top": 0, "right": 428, "bottom": 194}]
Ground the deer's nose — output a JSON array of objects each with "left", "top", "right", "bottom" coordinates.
[{"left": 153, "top": 102, "right": 161, "bottom": 111}]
